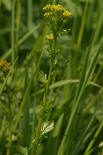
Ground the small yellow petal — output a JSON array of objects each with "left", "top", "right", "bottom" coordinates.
[
  {"left": 44, "top": 12, "right": 52, "bottom": 18},
  {"left": 46, "top": 34, "right": 54, "bottom": 40},
  {"left": 63, "top": 11, "right": 72, "bottom": 17}
]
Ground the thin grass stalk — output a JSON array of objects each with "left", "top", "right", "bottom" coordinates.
[
  {"left": 6, "top": 92, "right": 12, "bottom": 155},
  {"left": 0, "top": 117, "right": 6, "bottom": 154},
  {"left": 76, "top": 0, "right": 89, "bottom": 50},
  {"left": 93, "top": 65, "right": 103, "bottom": 82},
  {"left": 84, "top": 86, "right": 103, "bottom": 113},
  {"left": 28, "top": 0, "right": 32, "bottom": 29},
  {"left": 11, "top": 0, "right": 16, "bottom": 66},
  {"left": 14, "top": 70, "right": 35, "bottom": 132},
  {"left": 32, "top": 112, "right": 43, "bottom": 155},
  {"left": 15, "top": 0, "right": 21, "bottom": 58},
  {"left": 84, "top": 122, "right": 103, "bottom": 155},
  {"left": 0, "top": 100, "right": 8, "bottom": 112},
  {"left": 57, "top": 39, "right": 102, "bottom": 155},
  {"left": 22, "top": 70, "right": 30, "bottom": 147},
  {"left": 92, "top": 3, "right": 103, "bottom": 45},
  {"left": 71, "top": 115, "right": 95, "bottom": 155},
  {"left": 74, "top": 0, "right": 89, "bottom": 76}
]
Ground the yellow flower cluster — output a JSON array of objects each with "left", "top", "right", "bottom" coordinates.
[
  {"left": 0, "top": 60, "right": 10, "bottom": 72},
  {"left": 43, "top": 4, "right": 65, "bottom": 12},
  {"left": 46, "top": 34, "right": 54, "bottom": 40},
  {"left": 44, "top": 12, "right": 52, "bottom": 18},
  {"left": 43, "top": 4, "right": 72, "bottom": 35},
  {"left": 63, "top": 10, "right": 72, "bottom": 17},
  {"left": 43, "top": 4, "right": 72, "bottom": 18}
]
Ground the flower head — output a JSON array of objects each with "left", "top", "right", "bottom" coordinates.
[
  {"left": 43, "top": 4, "right": 65, "bottom": 19},
  {"left": 43, "top": 4, "right": 65, "bottom": 12},
  {"left": 46, "top": 34, "right": 54, "bottom": 40},
  {"left": 43, "top": 4, "right": 72, "bottom": 35},
  {"left": 44, "top": 12, "right": 52, "bottom": 18},
  {"left": 63, "top": 10, "right": 72, "bottom": 17},
  {"left": 0, "top": 60, "right": 10, "bottom": 72}
]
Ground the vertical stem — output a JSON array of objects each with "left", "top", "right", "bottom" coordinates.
[
  {"left": 32, "top": 112, "right": 43, "bottom": 155},
  {"left": 6, "top": 94, "right": 12, "bottom": 155},
  {"left": 32, "top": 38, "right": 55, "bottom": 155},
  {"left": 32, "top": 60, "right": 54, "bottom": 155},
  {"left": 0, "top": 0, "right": 2, "bottom": 8},
  {"left": 84, "top": 122, "right": 103, "bottom": 155},
  {"left": 45, "top": 60, "right": 53, "bottom": 99},
  {"left": 28, "top": 0, "right": 32, "bottom": 30},
  {"left": 76, "top": 0, "right": 89, "bottom": 50},
  {"left": 15, "top": 0, "right": 21, "bottom": 58},
  {"left": 11, "top": 0, "right": 16, "bottom": 66},
  {"left": 74, "top": 0, "right": 88, "bottom": 77}
]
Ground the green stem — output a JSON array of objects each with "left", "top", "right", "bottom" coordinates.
[
  {"left": 6, "top": 94, "right": 12, "bottom": 155},
  {"left": 32, "top": 31, "right": 57, "bottom": 155},
  {"left": 74, "top": 0, "right": 88, "bottom": 77},
  {"left": 15, "top": 0, "right": 21, "bottom": 58},
  {"left": 84, "top": 122, "right": 103, "bottom": 155},
  {"left": 45, "top": 60, "right": 53, "bottom": 99},
  {"left": 32, "top": 60, "right": 54, "bottom": 155},
  {"left": 32, "top": 112, "right": 43, "bottom": 155},
  {"left": 11, "top": 0, "right": 16, "bottom": 65},
  {"left": 32, "top": 37, "right": 56, "bottom": 154},
  {"left": 76, "top": 0, "right": 88, "bottom": 50},
  {"left": 28, "top": 0, "right": 32, "bottom": 29}
]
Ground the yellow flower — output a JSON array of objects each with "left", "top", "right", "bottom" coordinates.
[
  {"left": 51, "top": 5, "right": 65, "bottom": 11},
  {"left": 43, "top": 4, "right": 65, "bottom": 12},
  {"left": 43, "top": 4, "right": 51, "bottom": 10},
  {"left": 44, "top": 12, "right": 52, "bottom": 18},
  {"left": 63, "top": 11, "right": 72, "bottom": 17},
  {"left": 46, "top": 34, "right": 54, "bottom": 40},
  {"left": 0, "top": 60, "right": 10, "bottom": 72},
  {"left": 43, "top": 4, "right": 72, "bottom": 34}
]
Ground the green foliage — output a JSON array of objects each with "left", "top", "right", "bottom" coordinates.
[{"left": 0, "top": 0, "right": 103, "bottom": 155}]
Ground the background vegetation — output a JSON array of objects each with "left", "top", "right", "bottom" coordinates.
[{"left": 0, "top": 0, "right": 103, "bottom": 154}]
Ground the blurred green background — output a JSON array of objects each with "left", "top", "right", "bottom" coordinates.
[{"left": 0, "top": 0, "right": 103, "bottom": 155}]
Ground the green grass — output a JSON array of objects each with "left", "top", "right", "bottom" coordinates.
[{"left": 0, "top": 0, "right": 103, "bottom": 155}]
